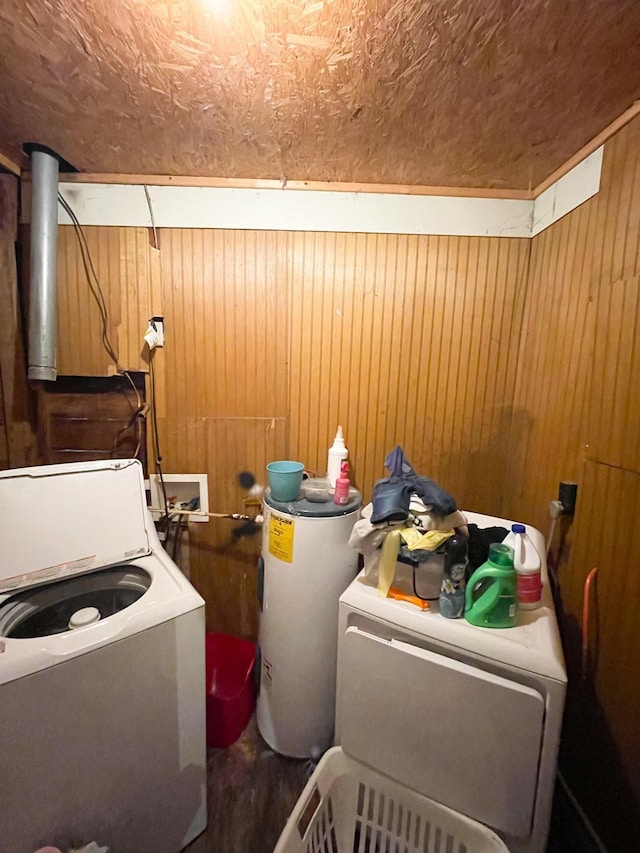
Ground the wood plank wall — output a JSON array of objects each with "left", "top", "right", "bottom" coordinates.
[
  {"left": 288, "top": 233, "right": 530, "bottom": 510},
  {"left": 54, "top": 226, "right": 529, "bottom": 638},
  {"left": 502, "top": 115, "right": 640, "bottom": 848},
  {"left": 503, "top": 197, "right": 597, "bottom": 529},
  {"left": 56, "top": 226, "right": 157, "bottom": 375}
]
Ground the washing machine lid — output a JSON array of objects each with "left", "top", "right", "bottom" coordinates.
[{"left": 0, "top": 459, "right": 152, "bottom": 593}]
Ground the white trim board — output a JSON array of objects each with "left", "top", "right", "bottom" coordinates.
[
  {"left": 22, "top": 147, "right": 603, "bottom": 238},
  {"left": 57, "top": 186, "right": 533, "bottom": 237},
  {"left": 531, "top": 146, "right": 603, "bottom": 237}
]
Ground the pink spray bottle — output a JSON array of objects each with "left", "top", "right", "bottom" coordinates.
[{"left": 334, "top": 461, "right": 351, "bottom": 505}]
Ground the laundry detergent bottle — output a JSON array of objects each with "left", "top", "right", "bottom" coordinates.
[{"left": 464, "top": 543, "right": 518, "bottom": 628}]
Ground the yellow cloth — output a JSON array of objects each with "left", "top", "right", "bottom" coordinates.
[
  {"left": 378, "top": 529, "right": 402, "bottom": 597},
  {"left": 399, "top": 527, "right": 454, "bottom": 551}
]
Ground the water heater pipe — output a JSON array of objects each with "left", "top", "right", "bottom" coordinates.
[{"left": 28, "top": 146, "right": 60, "bottom": 381}]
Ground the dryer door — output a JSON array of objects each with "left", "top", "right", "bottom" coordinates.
[{"left": 338, "top": 626, "right": 544, "bottom": 838}]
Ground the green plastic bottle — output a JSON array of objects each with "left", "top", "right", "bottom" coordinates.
[{"left": 464, "top": 543, "right": 519, "bottom": 628}]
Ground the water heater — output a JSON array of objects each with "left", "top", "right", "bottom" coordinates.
[{"left": 256, "top": 487, "right": 361, "bottom": 758}]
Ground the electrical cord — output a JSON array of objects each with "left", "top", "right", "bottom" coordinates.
[
  {"left": 57, "top": 192, "right": 120, "bottom": 368},
  {"left": 121, "top": 369, "right": 141, "bottom": 409},
  {"left": 59, "top": 193, "right": 150, "bottom": 464},
  {"left": 546, "top": 517, "right": 558, "bottom": 553},
  {"left": 110, "top": 401, "right": 146, "bottom": 459},
  {"left": 149, "top": 351, "right": 169, "bottom": 523},
  {"left": 171, "top": 514, "right": 187, "bottom": 563},
  {"left": 119, "top": 370, "right": 144, "bottom": 459},
  {"left": 60, "top": 193, "right": 171, "bottom": 538},
  {"left": 545, "top": 499, "right": 564, "bottom": 593}
]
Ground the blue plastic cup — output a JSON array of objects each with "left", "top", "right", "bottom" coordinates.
[{"left": 266, "top": 461, "right": 304, "bottom": 502}]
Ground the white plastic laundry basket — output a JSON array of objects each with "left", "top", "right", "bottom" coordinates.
[{"left": 275, "top": 748, "right": 508, "bottom": 853}]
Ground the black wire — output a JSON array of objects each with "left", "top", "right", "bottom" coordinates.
[
  {"left": 59, "top": 197, "right": 118, "bottom": 367},
  {"left": 110, "top": 402, "right": 145, "bottom": 458},
  {"left": 171, "top": 516, "right": 179, "bottom": 560},
  {"left": 59, "top": 193, "right": 160, "bottom": 476},
  {"left": 171, "top": 515, "right": 186, "bottom": 563},
  {"left": 57, "top": 192, "right": 119, "bottom": 367},
  {"left": 59, "top": 193, "right": 168, "bottom": 529},
  {"left": 58, "top": 194, "right": 151, "bottom": 465},
  {"left": 57, "top": 194, "right": 108, "bottom": 316}
]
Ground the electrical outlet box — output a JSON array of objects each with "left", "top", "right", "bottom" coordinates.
[
  {"left": 148, "top": 473, "right": 209, "bottom": 522},
  {"left": 151, "top": 316, "right": 164, "bottom": 348},
  {"left": 559, "top": 481, "right": 578, "bottom": 516}
]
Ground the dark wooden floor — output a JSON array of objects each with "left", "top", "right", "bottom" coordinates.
[
  {"left": 184, "top": 715, "right": 309, "bottom": 853},
  {"left": 185, "top": 714, "right": 604, "bottom": 853}
]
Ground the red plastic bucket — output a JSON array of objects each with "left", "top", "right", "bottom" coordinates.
[{"left": 205, "top": 633, "right": 256, "bottom": 748}]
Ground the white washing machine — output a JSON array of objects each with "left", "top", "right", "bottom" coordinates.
[
  {"left": 0, "top": 459, "right": 207, "bottom": 853},
  {"left": 336, "top": 510, "right": 567, "bottom": 853}
]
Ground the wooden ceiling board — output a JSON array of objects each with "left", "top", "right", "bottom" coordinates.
[{"left": 1, "top": 0, "right": 639, "bottom": 189}]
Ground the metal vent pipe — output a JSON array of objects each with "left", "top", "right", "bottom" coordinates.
[{"left": 28, "top": 146, "right": 59, "bottom": 381}]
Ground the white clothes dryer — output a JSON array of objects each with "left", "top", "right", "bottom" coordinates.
[
  {"left": 335, "top": 510, "right": 567, "bottom": 853},
  {"left": 0, "top": 459, "right": 207, "bottom": 853}
]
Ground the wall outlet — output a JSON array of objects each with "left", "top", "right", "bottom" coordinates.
[{"left": 148, "top": 473, "right": 209, "bottom": 522}]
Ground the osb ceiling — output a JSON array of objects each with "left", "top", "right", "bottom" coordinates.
[{"left": 1, "top": 0, "right": 640, "bottom": 189}]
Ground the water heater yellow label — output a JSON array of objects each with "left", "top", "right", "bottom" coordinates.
[{"left": 269, "top": 514, "right": 294, "bottom": 562}]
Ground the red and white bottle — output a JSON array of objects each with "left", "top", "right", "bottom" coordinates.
[
  {"left": 333, "top": 461, "right": 351, "bottom": 506},
  {"left": 504, "top": 523, "right": 542, "bottom": 609}
]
